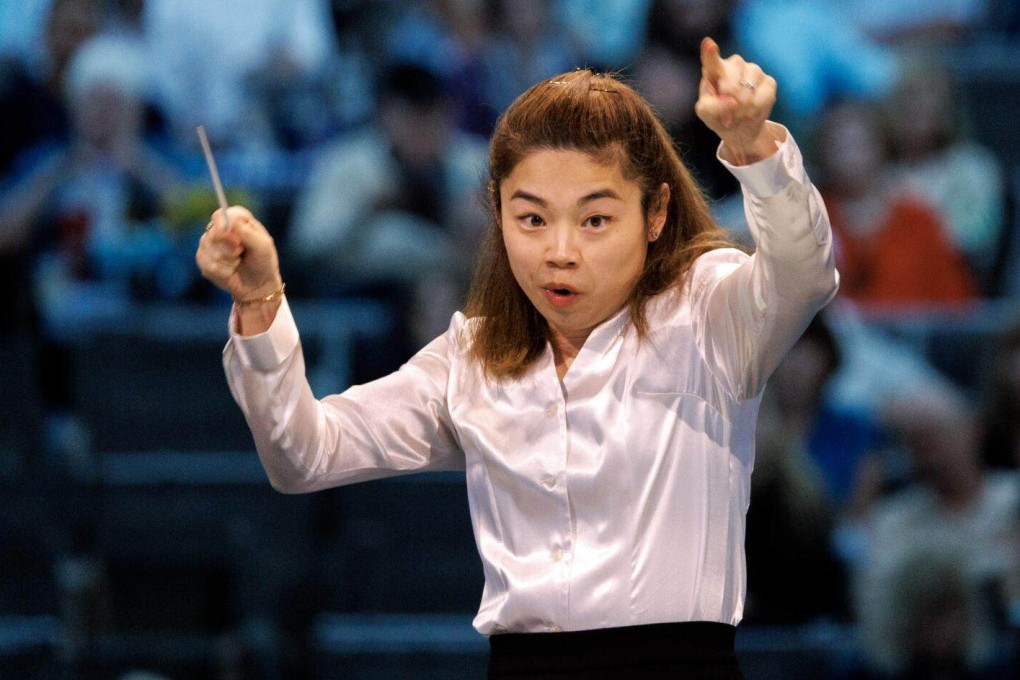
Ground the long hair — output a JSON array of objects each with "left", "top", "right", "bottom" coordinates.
[{"left": 464, "top": 69, "right": 734, "bottom": 379}]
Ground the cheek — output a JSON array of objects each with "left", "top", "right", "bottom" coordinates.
[
  {"left": 603, "top": 236, "right": 649, "bottom": 279},
  {"left": 501, "top": 231, "right": 533, "bottom": 286}
]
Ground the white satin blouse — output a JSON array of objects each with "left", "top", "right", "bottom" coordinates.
[{"left": 223, "top": 131, "right": 838, "bottom": 635}]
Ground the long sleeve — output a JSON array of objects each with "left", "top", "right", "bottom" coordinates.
[
  {"left": 223, "top": 299, "right": 465, "bottom": 494},
  {"left": 692, "top": 128, "right": 839, "bottom": 402}
]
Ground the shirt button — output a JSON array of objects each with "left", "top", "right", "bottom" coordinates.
[
  {"left": 545, "top": 403, "right": 557, "bottom": 417},
  {"left": 550, "top": 547, "right": 564, "bottom": 562},
  {"left": 542, "top": 474, "right": 557, "bottom": 489}
]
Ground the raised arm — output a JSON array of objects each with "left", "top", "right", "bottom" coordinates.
[
  {"left": 691, "top": 38, "right": 839, "bottom": 401},
  {"left": 196, "top": 207, "right": 464, "bottom": 493}
]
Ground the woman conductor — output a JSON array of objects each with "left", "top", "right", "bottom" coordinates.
[{"left": 196, "top": 38, "right": 838, "bottom": 679}]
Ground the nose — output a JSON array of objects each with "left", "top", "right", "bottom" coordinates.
[{"left": 545, "top": 222, "right": 579, "bottom": 268}]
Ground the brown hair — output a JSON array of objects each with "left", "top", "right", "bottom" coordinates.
[{"left": 464, "top": 69, "right": 734, "bottom": 378}]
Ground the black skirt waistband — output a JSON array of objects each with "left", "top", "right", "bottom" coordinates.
[{"left": 488, "top": 621, "right": 740, "bottom": 678}]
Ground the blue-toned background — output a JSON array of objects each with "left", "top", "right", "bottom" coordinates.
[{"left": 2, "top": 1, "right": 1020, "bottom": 678}]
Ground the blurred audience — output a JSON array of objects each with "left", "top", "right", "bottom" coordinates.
[
  {"left": 287, "top": 61, "right": 488, "bottom": 350},
  {"left": 476, "top": 0, "right": 576, "bottom": 134},
  {"left": 555, "top": 0, "right": 652, "bottom": 70},
  {"left": 765, "top": 313, "right": 882, "bottom": 510},
  {"left": 813, "top": 99, "right": 978, "bottom": 309},
  {"left": 0, "top": 31, "right": 183, "bottom": 460},
  {"left": 646, "top": 0, "right": 735, "bottom": 60},
  {"left": 882, "top": 62, "right": 1006, "bottom": 293},
  {"left": 0, "top": 33, "right": 181, "bottom": 324},
  {"left": 733, "top": 0, "right": 900, "bottom": 135},
  {"left": 744, "top": 314, "right": 855, "bottom": 623},
  {"left": 845, "top": 389, "right": 1018, "bottom": 677},
  {"left": 0, "top": 1, "right": 1018, "bottom": 676},
  {"left": 977, "top": 321, "right": 1020, "bottom": 470},
  {"left": 638, "top": 0, "right": 739, "bottom": 203},
  {"left": 143, "top": 0, "right": 338, "bottom": 149},
  {"left": 383, "top": 0, "right": 491, "bottom": 135},
  {"left": 852, "top": 541, "right": 1009, "bottom": 680},
  {"left": 0, "top": 0, "right": 98, "bottom": 176},
  {"left": 842, "top": 0, "right": 991, "bottom": 48}
]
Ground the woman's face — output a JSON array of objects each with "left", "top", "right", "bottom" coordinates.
[{"left": 499, "top": 148, "right": 665, "bottom": 346}]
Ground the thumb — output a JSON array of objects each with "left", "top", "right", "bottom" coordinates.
[
  {"left": 700, "top": 37, "right": 725, "bottom": 87},
  {"left": 695, "top": 95, "right": 736, "bottom": 129}
]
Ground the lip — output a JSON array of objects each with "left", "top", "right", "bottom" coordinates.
[{"left": 541, "top": 284, "right": 580, "bottom": 309}]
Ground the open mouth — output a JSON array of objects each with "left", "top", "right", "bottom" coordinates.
[{"left": 542, "top": 286, "right": 579, "bottom": 308}]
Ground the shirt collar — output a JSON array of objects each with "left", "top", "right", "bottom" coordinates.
[{"left": 578, "top": 303, "right": 631, "bottom": 356}]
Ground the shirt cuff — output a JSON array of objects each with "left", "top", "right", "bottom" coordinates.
[
  {"left": 227, "top": 297, "right": 300, "bottom": 371},
  {"left": 717, "top": 125, "right": 808, "bottom": 199}
]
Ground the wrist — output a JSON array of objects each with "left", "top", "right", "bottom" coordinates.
[
  {"left": 235, "top": 296, "right": 283, "bottom": 336},
  {"left": 720, "top": 121, "right": 786, "bottom": 166},
  {"left": 233, "top": 278, "right": 286, "bottom": 336},
  {"left": 234, "top": 279, "right": 286, "bottom": 307}
]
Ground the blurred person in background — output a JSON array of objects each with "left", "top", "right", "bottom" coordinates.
[
  {"left": 813, "top": 99, "right": 977, "bottom": 309},
  {"left": 0, "top": 32, "right": 181, "bottom": 319},
  {"left": 143, "top": 0, "right": 337, "bottom": 150},
  {"left": 475, "top": 0, "right": 577, "bottom": 135},
  {"left": 639, "top": 0, "right": 740, "bottom": 204},
  {"left": 287, "top": 61, "right": 488, "bottom": 358},
  {"left": 844, "top": 389, "right": 1018, "bottom": 677},
  {"left": 0, "top": 32, "right": 181, "bottom": 458},
  {"left": 237, "top": 0, "right": 378, "bottom": 151},
  {"left": 383, "top": 0, "right": 491, "bottom": 135},
  {"left": 882, "top": 61, "right": 1006, "bottom": 294},
  {"left": 771, "top": 312, "right": 883, "bottom": 510},
  {"left": 977, "top": 321, "right": 1020, "bottom": 470},
  {"left": 0, "top": 0, "right": 98, "bottom": 178},
  {"left": 744, "top": 314, "right": 853, "bottom": 624},
  {"left": 975, "top": 321, "right": 1020, "bottom": 669},
  {"left": 851, "top": 541, "right": 1009, "bottom": 680}
]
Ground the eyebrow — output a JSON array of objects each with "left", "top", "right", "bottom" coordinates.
[{"left": 509, "top": 188, "right": 623, "bottom": 207}]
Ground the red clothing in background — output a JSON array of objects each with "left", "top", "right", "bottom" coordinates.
[{"left": 827, "top": 196, "right": 977, "bottom": 307}]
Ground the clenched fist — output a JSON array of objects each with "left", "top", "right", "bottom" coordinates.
[{"left": 195, "top": 206, "right": 283, "bottom": 334}]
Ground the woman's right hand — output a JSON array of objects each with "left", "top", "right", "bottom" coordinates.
[{"left": 196, "top": 206, "right": 284, "bottom": 334}]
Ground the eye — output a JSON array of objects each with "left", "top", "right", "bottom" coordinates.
[
  {"left": 520, "top": 214, "right": 545, "bottom": 228},
  {"left": 585, "top": 215, "right": 610, "bottom": 229}
]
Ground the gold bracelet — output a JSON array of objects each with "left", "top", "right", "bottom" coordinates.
[{"left": 235, "top": 282, "right": 286, "bottom": 307}]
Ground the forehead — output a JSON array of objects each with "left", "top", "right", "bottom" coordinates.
[{"left": 501, "top": 148, "right": 639, "bottom": 201}]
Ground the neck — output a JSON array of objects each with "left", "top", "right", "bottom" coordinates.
[{"left": 549, "top": 327, "right": 589, "bottom": 380}]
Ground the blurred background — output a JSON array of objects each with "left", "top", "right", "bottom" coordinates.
[{"left": 1, "top": 0, "right": 1019, "bottom": 678}]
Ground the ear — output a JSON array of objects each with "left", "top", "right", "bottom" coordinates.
[{"left": 648, "top": 182, "right": 670, "bottom": 242}]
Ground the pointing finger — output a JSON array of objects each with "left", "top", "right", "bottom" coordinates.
[{"left": 700, "top": 37, "right": 725, "bottom": 87}]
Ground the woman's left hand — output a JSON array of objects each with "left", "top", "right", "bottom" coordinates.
[{"left": 695, "top": 37, "right": 784, "bottom": 165}]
